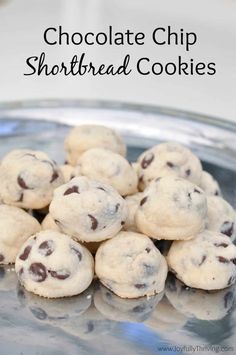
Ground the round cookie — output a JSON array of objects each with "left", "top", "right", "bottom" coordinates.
[
  {"left": 49, "top": 176, "right": 127, "bottom": 243},
  {"left": 78, "top": 148, "right": 138, "bottom": 196},
  {"left": 94, "top": 282, "right": 163, "bottom": 323},
  {"left": 167, "top": 230, "right": 236, "bottom": 290},
  {"left": 136, "top": 176, "right": 207, "bottom": 240},
  {"left": 0, "top": 150, "right": 64, "bottom": 209},
  {"left": 59, "top": 164, "right": 81, "bottom": 183},
  {"left": 199, "top": 171, "right": 221, "bottom": 196},
  {"left": 15, "top": 230, "right": 94, "bottom": 298},
  {"left": 136, "top": 142, "right": 202, "bottom": 191},
  {"left": 123, "top": 193, "right": 143, "bottom": 232},
  {"left": 64, "top": 125, "right": 126, "bottom": 166},
  {"left": 165, "top": 273, "right": 235, "bottom": 321},
  {"left": 207, "top": 196, "right": 236, "bottom": 241},
  {"left": 0, "top": 205, "right": 41, "bottom": 264},
  {"left": 95, "top": 231, "right": 168, "bottom": 298}
]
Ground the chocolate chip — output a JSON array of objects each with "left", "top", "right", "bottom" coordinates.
[
  {"left": 214, "top": 243, "right": 229, "bottom": 248},
  {"left": 221, "top": 221, "right": 234, "bottom": 237},
  {"left": 64, "top": 185, "right": 79, "bottom": 195},
  {"left": 166, "top": 161, "right": 174, "bottom": 168},
  {"left": 194, "top": 188, "right": 201, "bottom": 194},
  {"left": 38, "top": 240, "right": 54, "bottom": 256},
  {"left": 29, "top": 262, "right": 47, "bottom": 282},
  {"left": 140, "top": 196, "right": 148, "bottom": 206},
  {"left": 18, "top": 267, "right": 24, "bottom": 276},
  {"left": 17, "top": 176, "right": 30, "bottom": 189},
  {"left": 217, "top": 256, "right": 230, "bottom": 263},
  {"left": 50, "top": 170, "right": 59, "bottom": 183},
  {"left": 231, "top": 258, "right": 236, "bottom": 265},
  {"left": 215, "top": 190, "right": 219, "bottom": 196},
  {"left": 49, "top": 270, "right": 70, "bottom": 280},
  {"left": 19, "top": 246, "right": 32, "bottom": 261},
  {"left": 115, "top": 203, "right": 120, "bottom": 212},
  {"left": 0, "top": 254, "right": 4, "bottom": 262},
  {"left": 97, "top": 187, "right": 106, "bottom": 191},
  {"left": 185, "top": 169, "right": 191, "bottom": 176},
  {"left": 224, "top": 291, "right": 233, "bottom": 309},
  {"left": 132, "top": 304, "right": 146, "bottom": 313},
  {"left": 228, "top": 276, "right": 235, "bottom": 285},
  {"left": 71, "top": 246, "right": 82, "bottom": 261},
  {"left": 199, "top": 255, "right": 207, "bottom": 266},
  {"left": 121, "top": 221, "right": 125, "bottom": 226},
  {"left": 0, "top": 267, "right": 5, "bottom": 278},
  {"left": 141, "top": 153, "right": 154, "bottom": 169},
  {"left": 17, "top": 193, "right": 24, "bottom": 202},
  {"left": 145, "top": 247, "right": 151, "bottom": 253},
  {"left": 88, "top": 214, "right": 98, "bottom": 230},
  {"left": 134, "top": 283, "right": 146, "bottom": 289},
  {"left": 30, "top": 307, "right": 48, "bottom": 320},
  {"left": 105, "top": 291, "right": 112, "bottom": 299}
]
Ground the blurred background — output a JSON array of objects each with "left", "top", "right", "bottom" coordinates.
[{"left": 0, "top": 0, "right": 235, "bottom": 121}]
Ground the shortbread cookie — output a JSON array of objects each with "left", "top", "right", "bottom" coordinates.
[
  {"left": 78, "top": 148, "right": 138, "bottom": 196},
  {"left": 59, "top": 164, "right": 81, "bottom": 183},
  {"left": 207, "top": 196, "right": 236, "bottom": 241},
  {"left": 95, "top": 231, "right": 168, "bottom": 298},
  {"left": 136, "top": 176, "right": 207, "bottom": 240},
  {"left": 167, "top": 230, "right": 236, "bottom": 290},
  {"left": 15, "top": 230, "right": 94, "bottom": 298},
  {"left": 136, "top": 142, "right": 202, "bottom": 190},
  {"left": 123, "top": 193, "right": 143, "bottom": 232},
  {"left": 199, "top": 171, "right": 221, "bottom": 196},
  {"left": 165, "top": 274, "right": 235, "bottom": 320},
  {"left": 64, "top": 125, "right": 126, "bottom": 166},
  {"left": 49, "top": 177, "right": 127, "bottom": 242},
  {"left": 0, "top": 150, "right": 64, "bottom": 209},
  {"left": 0, "top": 205, "right": 41, "bottom": 264},
  {"left": 94, "top": 282, "right": 163, "bottom": 323}
]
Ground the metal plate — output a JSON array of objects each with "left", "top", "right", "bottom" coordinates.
[{"left": 0, "top": 100, "right": 235, "bottom": 355}]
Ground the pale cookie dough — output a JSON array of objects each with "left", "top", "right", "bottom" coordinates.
[
  {"left": 94, "top": 282, "right": 163, "bottom": 323},
  {"left": 167, "top": 230, "right": 236, "bottom": 290},
  {"left": 199, "top": 170, "right": 221, "bottom": 196},
  {"left": 95, "top": 231, "right": 168, "bottom": 298},
  {"left": 0, "top": 205, "right": 41, "bottom": 264},
  {"left": 59, "top": 164, "right": 81, "bottom": 183},
  {"left": 64, "top": 125, "right": 126, "bottom": 166},
  {"left": 41, "top": 214, "right": 102, "bottom": 254},
  {"left": 78, "top": 148, "right": 138, "bottom": 196},
  {"left": 0, "top": 150, "right": 64, "bottom": 209},
  {"left": 49, "top": 176, "right": 127, "bottom": 243},
  {"left": 136, "top": 176, "right": 207, "bottom": 240},
  {"left": 136, "top": 142, "right": 202, "bottom": 191},
  {"left": 207, "top": 196, "right": 236, "bottom": 241},
  {"left": 123, "top": 193, "right": 143, "bottom": 232},
  {"left": 165, "top": 274, "right": 235, "bottom": 321},
  {"left": 15, "top": 230, "right": 94, "bottom": 298}
]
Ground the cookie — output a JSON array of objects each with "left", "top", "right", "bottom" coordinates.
[
  {"left": 0, "top": 150, "right": 64, "bottom": 209},
  {"left": 136, "top": 142, "right": 202, "bottom": 191},
  {"left": 199, "top": 170, "right": 221, "bottom": 196},
  {"left": 78, "top": 148, "right": 138, "bottom": 196},
  {"left": 123, "top": 192, "right": 143, "bottom": 232},
  {"left": 64, "top": 125, "right": 126, "bottom": 166},
  {"left": 135, "top": 176, "right": 207, "bottom": 240},
  {"left": 59, "top": 164, "right": 81, "bottom": 183},
  {"left": 15, "top": 230, "right": 94, "bottom": 298},
  {"left": 207, "top": 196, "right": 236, "bottom": 241},
  {"left": 167, "top": 230, "right": 236, "bottom": 290},
  {"left": 41, "top": 214, "right": 60, "bottom": 231},
  {"left": 49, "top": 176, "right": 127, "bottom": 243},
  {"left": 165, "top": 273, "right": 235, "bottom": 320},
  {"left": 94, "top": 282, "right": 163, "bottom": 323},
  {"left": 0, "top": 205, "right": 41, "bottom": 264},
  {"left": 95, "top": 231, "right": 168, "bottom": 298}
]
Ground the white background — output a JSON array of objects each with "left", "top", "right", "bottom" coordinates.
[{"left": 0, "top": 0, "right": 235, "bottom": 121}]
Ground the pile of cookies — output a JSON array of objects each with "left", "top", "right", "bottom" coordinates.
[{"left": 0, "top": 124, "right": 235, "bottom": 299}]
